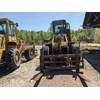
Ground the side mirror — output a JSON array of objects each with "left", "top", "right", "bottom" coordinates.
[{"left": 16, "top": 23, "right": 18, "bottom": 27}]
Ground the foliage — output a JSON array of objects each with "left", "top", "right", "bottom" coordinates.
[
  {"left": 16, "top": 30, "right": 52, "bottom": 45},
  {"left": 16, "top": 28, "right": 100, "bottom": 45},
  {"left": 71, "top": 28, "right": 98, "bottom": 43},
  {"left": 94, "top": 29, "right": 100, "bottom": 43}
]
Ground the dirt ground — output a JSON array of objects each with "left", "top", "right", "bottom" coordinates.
[{"left": 0, "top": 46, "right": 100, "bottom": 87}]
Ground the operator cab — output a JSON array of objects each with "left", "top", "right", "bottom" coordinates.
[
  {"left": 0, "top": 18, "right": 18, "bottom": 36},
  {"left": 51, "top": 20, "right": 70, "bottom": 34}
]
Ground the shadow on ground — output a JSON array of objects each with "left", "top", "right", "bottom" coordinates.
[
  {"left": 0, "top": 64, "right": 15, "bottom": 78},
  {"left": 33, "top": 67, "right": 88, "bottom": 87},
  {"left": 83, "top": 49, "right": 100, "bottom": 73},
  {"left": 35, "top": 66, "right": 40, "bottom": 71},
  {"left": 0, "top": 57, "right": 34, "bottom": 78},
  {"left": 44, "top": 69, "right": 77, "bottom": 80},
  {"left": 35, "top": 66, "right": 78, "bottom": 80}
]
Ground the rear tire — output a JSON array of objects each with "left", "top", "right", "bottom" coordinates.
[
  {"left": 5, "top": 48, "right": 21, "bottom": 70},
  {"left": 72, "top": 44, "right": 80, "bottom": 53},
  {"left": 24, "top": 46, "right": 35, "bottom": 61},
  {"left": 40, "top": 46, "right": 49, "bottom": 72}
]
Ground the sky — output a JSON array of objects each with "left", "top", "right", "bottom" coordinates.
[{"left": 0, "top": 12, "right": 85, "bottom": 31}]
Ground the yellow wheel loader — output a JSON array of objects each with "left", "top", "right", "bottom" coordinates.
[{"left": 0, "top": 18, "right": 37, "bottom": 70}]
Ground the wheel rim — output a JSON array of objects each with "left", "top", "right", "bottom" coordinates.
[
  {"left": 30, "top": 49, "right": 34, "bottom": 57},
  {"left": 15, "top": 52, "right": 20, "bottom": 63}
]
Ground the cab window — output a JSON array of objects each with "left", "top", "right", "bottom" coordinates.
[
  {"left": 0, "top": 21, "right": 6, "bottom": 34},
  {"left": 8, "top": 22, "right": 14, "bottom": 36}
]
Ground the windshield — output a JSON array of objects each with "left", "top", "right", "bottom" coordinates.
[
  {"left": 0, "top": 21, "right": 6, "bottom": 34},
  {"left": 54, "top": 24, "right": 65, "bottom": 34},
  {"left": 52, "top": 21, "right": 66, "bottom": 34}
]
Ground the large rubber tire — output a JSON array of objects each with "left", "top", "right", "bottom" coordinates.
[
  {"left": 24, "top": 46, "right": 35, "bottom": 61},
  {"left": 72, "top": 44, "right": 80, "bottom": 72},
  {"left": 72, "top": 44, "right": 80, "bottom": 62},
  {"left": 40, "top": 46, "right": 49, "bottom": 72},
  {"left": 72, "top": 44, "right": 80, "bottom": 53},
  {"left": 43, "top": 46, "right": 49, "bottom": 55},
  {"left": 5, "top": 48, "right": 21, "bottom": 70}
]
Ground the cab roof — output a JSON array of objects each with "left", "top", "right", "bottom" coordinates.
[
  {"left": 0, "top": 18, "right": 14, "bottom": 23},
  {"left": 51, "top": 19, "right": 69, "bottom": 24}
]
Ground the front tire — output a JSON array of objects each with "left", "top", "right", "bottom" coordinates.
[
  {"left": 43, "top": 46, "right": 49, "bottom": 55},
  {"left": 72, "top": 44, "right": 80, "bottom": 72},
  {"left": 5, "top": 48, "right": 21, "bottom": 70},
  {"left": 40, "top": 46, "right": 49, "bottom": 72}
]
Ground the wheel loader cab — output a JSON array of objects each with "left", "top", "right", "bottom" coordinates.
[
  {"left": 0, "top": 18, "right": 18, "bottom": 49},
  {"left": 50, "top": 20, "right": 71, "bottom": 53},
  {"left": 51, "top": 20, "right": 71, "bottom": 42},
  {"left": 7, "top": 19, "right": 17, "bottom": 48},
  {"left": 51, "top": 20, "right": 70, "bottom": 35}
]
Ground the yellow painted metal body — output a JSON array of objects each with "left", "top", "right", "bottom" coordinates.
[
  {"left": 0, "top": 34, "right": 5, "bottom": 61},
  {"left": 52, "top": 34, "right": 68, "bottom": 50},
  {"left": 0, "top": 18, "right": 28, "bottom": 62}
]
